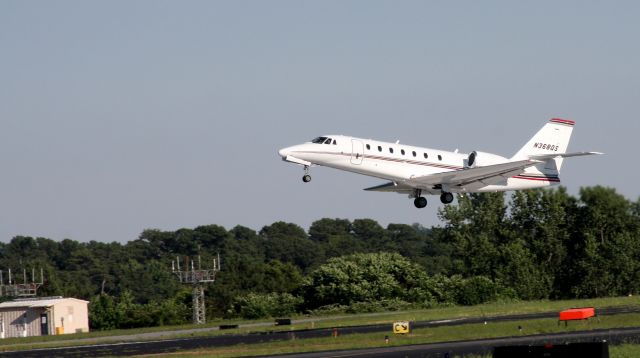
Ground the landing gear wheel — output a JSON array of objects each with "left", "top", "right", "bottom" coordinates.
[
  {"left": 414, "top": 197, "right": 427, "bottom": 208},
  {"left": 440, "top": 192, "right": 454, "bottom": 204},
  {"left": 302, "top": 174, "right": 311, "bottom": 183}
]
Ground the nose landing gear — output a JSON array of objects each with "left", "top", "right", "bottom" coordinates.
[{"left": 302, "top": 166, "right": 311, "bottom": 183}]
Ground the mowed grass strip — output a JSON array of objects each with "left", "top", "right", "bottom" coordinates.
[
  {"left": 143, "top": 312, "right": 640, "bottom": 357},
  {"left": 177, "top": 345, "right": 640, "bottom": 358},
  {"left": 1, "top": 295, "right": 638, "bottom": 352},
  {"left": 611, "top": 344, "right": 640, "bottom": 358},
  {"left": 305, "top": 296, "right": 640, "bottom": 329}
]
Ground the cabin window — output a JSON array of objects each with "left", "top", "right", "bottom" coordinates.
[
  {"left": 366, "top": 144, "right": 370, "bottom": 150},
  {"left": 378, "top": 146, "right": 382, "bottom": 152},
  {"left": 438, "top": 154, "right": 442, "bottom": 161},
  {"left": 389, "top": 148, "right": 394, "bottom": 154},
  {"left": 333, "top": 139, "right": 337, "bottom": 145},
  {"left": 401, "top": 149, "right": 405, "bottom": 155},
  {"left": 412, "top": 151, "right": 416, "bottom": 157},
  {"left": 423, "top": 153, "right": 428, "bottom": 159},
  {"left": 312, "top": 137, "right": 327, "bottom": 144}
]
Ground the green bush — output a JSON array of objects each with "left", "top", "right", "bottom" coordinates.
[
  {"left": 89, "top": 294, "right": 118, "bottom": 330},
  {"left": 455, "top": 276, "right": 517, "bottom": 305},
  {"left": 300, "top": 252, "right": 439, "bottom": 309},
  {"left": 231, "top": 292, "right": 303, "bottom": 319},
  {"left": 89, "top": 291, "right": 189, "bottom": 329}
]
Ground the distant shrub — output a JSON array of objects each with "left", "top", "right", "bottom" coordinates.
[
  {"left": 300, "top": 252, "right": 439, "bottom": 309},
  {"left": 231, "top": 292, "right": 303, "bottom": 319},
  {"left": 89, "top": 291, "right": 189, "bottom": 330},
  {"left": 455, "top": 276, "right": 517, "bottom": 306}
]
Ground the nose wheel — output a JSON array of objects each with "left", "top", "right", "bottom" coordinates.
[{"left": 302, "top": 166, "right": 311, "bottom": 183}]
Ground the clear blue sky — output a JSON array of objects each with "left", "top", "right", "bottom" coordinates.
[{"left": 1, "top": 1, "right": 638, "bottom": 242}]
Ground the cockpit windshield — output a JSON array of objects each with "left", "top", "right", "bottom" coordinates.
[{"left": 311, "top": 136, "right": 337, "bottom": 145}]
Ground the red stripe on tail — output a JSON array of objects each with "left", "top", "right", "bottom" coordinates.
[{"left": 550, "top": 118, "right": 575, "bottom": 125}]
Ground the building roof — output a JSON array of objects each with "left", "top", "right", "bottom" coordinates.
[{"left": 0, "top": 297, "right": 89, "bottom": 309}]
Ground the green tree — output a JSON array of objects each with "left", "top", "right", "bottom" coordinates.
[
  {"left": 495, "top": 239, "right": 546, "bottom": 300},
  {"left": 308, "top": 218, "right": 351, "bottom": 242},
  {"left": 89, "top": 294, "right": 118, "bottom": 330},
  {"left": 261, "top": 222, "right": 322, "bottom": 271},
  {"left": 352, "top": 219, "right": 389, "bottom": 250},
  {"left": 568, "top": 187, "right": 640, "bottom": 297},
  {"left": 439, "top": 193, "right": 509, "bottom": 278},
  {"left": 193, "top": 224, "right": 230, "bottom": 251},
  {"left": 508, "top": 188, "right": 575, "bottom": 298}
]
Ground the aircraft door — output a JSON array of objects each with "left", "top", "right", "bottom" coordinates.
[{"left": 351, "top": 139, "right": 364, "bottom": 165}]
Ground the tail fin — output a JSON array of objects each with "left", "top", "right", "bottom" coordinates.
[{"left": 511, "top": 118, "right": 575, "bottom": 172}]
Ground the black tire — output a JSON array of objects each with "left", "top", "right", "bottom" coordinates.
[
  {"left": 440, "top": 192, "right": 454, "bottom": 204},
  {"left": 414, "top": 197, "right": 427, "bottom": 208},
  {"left": 302, "top": 174, "right": 311, "bottom": 183}
]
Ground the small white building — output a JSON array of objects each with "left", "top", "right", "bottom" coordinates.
[{"left": 0, "top": 297, "right": 89, "bottom": 338}]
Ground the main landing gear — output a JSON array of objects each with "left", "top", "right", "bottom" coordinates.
[
  {"left": 302, "top": 166, "right": 311, "bottom": 183},
  {"left": 414, "top": 196, "right": 427, "bottom": 208},
  {"left": 412, "top": 190, "right": 454, "bottom": 208},
  {"left": 440, "top": 192, "right": 454, "bottom": 204},
  {"left": 413, "top": 189, "right": 427, "bottom": 208}
]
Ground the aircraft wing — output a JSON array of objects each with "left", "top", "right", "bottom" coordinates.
[
  {"left": 364, "top": 181, "right": 415, "bottom": 193},
  {"left": 364, "top": 159, "right": 538, "bottom": 194},
  {"left": 364, "top": 152, "right": 602, "bottom": 194},
  {"left": 405, "top": 159, "right": 539, "bottom": 187}
]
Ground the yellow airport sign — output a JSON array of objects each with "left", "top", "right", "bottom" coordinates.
[{"left": 393, "top": 321, "right": 411, "bottom": 334}]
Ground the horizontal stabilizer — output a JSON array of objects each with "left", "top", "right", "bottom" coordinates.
[{"left": 528, "top": 151, "right": 604, "bottom": 161}]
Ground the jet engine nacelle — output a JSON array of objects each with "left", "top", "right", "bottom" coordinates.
[{"left": 465, "top": 151, "right": 509, "bottom": 168}]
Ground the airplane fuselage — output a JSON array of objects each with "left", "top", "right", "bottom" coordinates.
[
  {"left": 279, "top": 119, "right": 599, "bottom": 208},
  {"left": 279, "top": 135, "right": 556, "bottom": 195}
]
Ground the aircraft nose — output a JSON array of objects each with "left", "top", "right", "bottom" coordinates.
[{"left": 278, "top": 147, "right": 290, "bottom": 158}]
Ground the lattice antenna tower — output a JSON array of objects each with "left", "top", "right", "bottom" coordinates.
[
  {"left": 0, "top": 267, "right": 44, "bottom": 297},
  {"left": 171, "top": 254, "right": 221, "bottom": 325}
]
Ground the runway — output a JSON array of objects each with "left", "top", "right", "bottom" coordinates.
[{"left": 2, "top": 306, "right": 639, "bottom": 357}]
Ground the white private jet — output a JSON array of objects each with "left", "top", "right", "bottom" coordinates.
[{"left": 278, "top": 118, "right": 602, "bottom": 208}]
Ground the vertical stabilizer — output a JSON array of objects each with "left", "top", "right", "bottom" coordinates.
[{"left": 511, "top": 118, "right": 575, "bottom": 172}]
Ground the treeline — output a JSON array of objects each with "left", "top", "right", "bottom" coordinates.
[{"left": 0, "top": 186, "right": 638, "bottom": 329}]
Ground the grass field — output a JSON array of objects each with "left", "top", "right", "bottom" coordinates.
[
  {"left": 151, "top": 312, "right": 640, "bottom": 357},
  {"left": 1, "top": 295, "right": 639, "bottom": 355}
]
